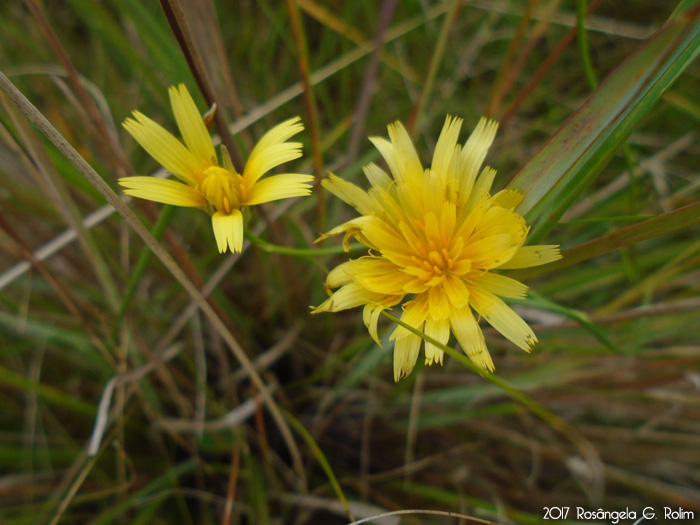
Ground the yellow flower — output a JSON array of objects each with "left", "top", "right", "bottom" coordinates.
[
  {"left": 119, "top": 84, "right": 313, "bottom": 253},
  {"left": 312, "top": 116, "right": 562, "bottom": 381}
]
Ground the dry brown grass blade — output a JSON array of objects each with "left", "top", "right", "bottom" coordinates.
[
  {"left": 159, "top": 0, "right": 246, "bottom": 167},
  {"left": 0, "top": 70, "right": 308, "bottom": 493},
  {"left": 500, "top": 0, "right": 605, "bottom": 125},
  {"left": 0, "top": 210, "right": 116, "bottom": 366},
  {"left": 346, "top": 0, "right": 399, "bottom": 161},
  {"left": 286, "top": 0, "right": 326, "bottom": 229},
  {"left": 484, "top": 0, "right": 540, "bottom": 117},
  {"left": 297, "top": 0, "right": 419, "bottom": 83},
  {"left": 0, "top": 91, "right": 121, "bottom": 311},
  {"left": 24, "top": 0, "right": 132, "bottom": 179},
  {"left": 221, "top": 441, "right": 241, "bottom": 525},
  {"left": 408, "top": 0, "right": 462, "bottom": 135}
]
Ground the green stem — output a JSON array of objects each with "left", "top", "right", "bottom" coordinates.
[
  {"left": 380, "top": 311, "right": 597, "bottom": 446},
  {"left": 410, "top": 0, "right": 461, "bottom": 135},
  {"left": 245, "top": 230, "right": 363, "bottom": 257},
  {"left": 280, "top": 407, "right": 353, "bottom": 521},
  {"left": 576, "top": 0, "right": 599, "bottom": 90},
  {"left": 117, "top": 205, "right": 175, "bottom": 324},
  {"left": 380, "top": 311, "right": 602, "bottom": 490}
]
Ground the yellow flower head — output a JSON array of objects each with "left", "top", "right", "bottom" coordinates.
[
  {"left": 119, "top": 84, "right": 313, "bottom": 253},
  {"left": 313, "top": 116, "right": 561, "bottom": 381}
]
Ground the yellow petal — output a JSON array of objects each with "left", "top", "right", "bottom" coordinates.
[
  {"left": 440, "top": 201, "right": 457, "bottom": 244},
  {"left": 123, "top": 112, "right": 202, "bottom": 186},
  {"left": 473, "top": 272, "right": 528, "bottom": 299},
  {"left": 245, "top": 174, "right": 314, "bottom": 205},
  {"left": 442, "top": 274, "right": 470, "bottom": 308},
  {"left": 393, "top": 333, "right": 421, "bottom": 382},
  {"left": 369, "top": 136, "right": 399, "bottom": 183},
  {"left": 322, "top": 173, "right": 377, "bottom": 214},
  {"left": 457, "top": 117, "right": 498, "bottom": 206},
  {"left": 450, "top": 307, "right": 494, "bottom": 371},
  {"left": 498, "top": 245, "right": 562, "bottom": 269},
  {"left": 361, "top": 217, "right": 410, "bottom": 256},
  {"left": 428, "top": 286, "right": 451, "bottom": 320},
  {"left": 325, "top": 263, "right": 354, "bottom": 289},
  {"left": 463, "top": 166, "right": 497, "bottom": 215},
  {"left": 469, "top": 287, "right": 537, "bottom": 352},
  {"left": 424, "top": 211, "right": 440, "bottom": 247},
  {"left": 363, "top": 162, "right": 392, "bottom": 189},
  {"left": 461, "top": 233, "right": 520, "bottom": 268},
  {"left": 326, "top": 257, "right": 400, "bottom": 288},
  {"left": 119, "top": 176, "right": 205, "bottom": 207},
  {"left": 471, "top": 205, "right": 526, "bottom": 239},
  {"left": 316, "top": 216, "right": 376, "bottom": 249},
  {"left": 243, "top": 117, "right": 304, "bottom": 186},
  {"left": 422, "top": 169, "right": 444, "bottom": 214},
  {"left": 390, "top": 296, "right": 428, "bottom": 341},
  {"left": 313, "top": 282, "right": 388, "bottom": 313},
  {"left": 355, "top": 270, "right": 413, "bottom": 296},
  {"left": 388, "top": 121, "right": 423, "bottom": 185},
  {"left": 169, "top": 84, "right": 217, "bottom": 167},
  {"left": 491, "top": 189, "right": 523, "bottom": 210},
  {"left": 212, "top": 209, "right": 244, "bottom": 253},
  {"left": 431, "top": 115, "right": 462, "bottom": 184},
  {"left": 424, "top": 317, "right": 449, "bottom": 366},
  {"left": 363, "top": 303, "right": 387, "bottom": 346}
]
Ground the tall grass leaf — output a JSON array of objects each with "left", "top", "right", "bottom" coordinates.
[
  {"left": 515, "top": 199, "right": 700, "bottom": 279},
  {"left": 509, "top": 6, "right": 700, "bottom": 243}
]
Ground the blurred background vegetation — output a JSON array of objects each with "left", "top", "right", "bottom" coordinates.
[{"left": 1, "top": 0, "right": 699, "bottom": 523}]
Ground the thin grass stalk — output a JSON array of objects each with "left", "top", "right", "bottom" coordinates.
[
  {"left": 578, "top": 0, "right": 645, "bottom": 289},
  {"left": 408, "top": 0, "right": 461, "bottom": 135},
  {"left": 281, "top": 407, "right": 354, "bottom": 522},
  {"left": 0, "top": 203, "right": 116, "bottom": 292},
  {"left": 0, "top": 362, "right": 96, "bottom": 416},
  {"left": 116, "top": 205, "right": 175, "bottom": 323},
  {"left": 500, "top": 0, "right": 604, "bottom": 125},
  {"left": 159, "top": 0, "right": 245, "bottom": 169},
  {"left": 297, "top": 0, "right": 419, "bottom": 83},
  {"left": 348, "top": 508, "right": 497, "bottom": 525},
  {"left": 186, "top": 0, "right": 252, "bottom": 151},
  {"left": 0, "top": 211, "right": 116, "bottom": 366},
  {"left": 0, "top": 92, "right": 121, "bottom": 312},
  {"left": 597, "top": 239, "right": 700, "bottom": 314},
  {"left": 24, "top": 0, "right": 132, "bottom": 178},
  {"left": 491, "top": 0, "right": 562, "bottom": 120},
  {"left": 286, "top": 0, "right": 326, "bottom": 229},
  {"left": 508, "top": 4, "right": 700, "bottom": 240},
  {"left": 484, "top": 0, "right": 539, "bottom": 117},
  {"left": 403, "top": 372, "right": 424, "bottom": 485},
  {"left": 381, "top": 310, "right": 603, "bottom": 497},
  {"left": 0, "top": 70, "right": 308, "bottom": 492},
  {"left": 0, "top": 4, "right": 448, "bottom": 299},
  {"left": 88, "top": 459, "right": 197, "bottom": 525},
  {"left": 45, "top": 451, "right": 99, "bottom": 525},
  {"left": 517, "top": 199, "right": 700, "bottom": 281},
  {"left": 221, "top": 439, "right": 241, "bottom": 525},
  {"left": 576, "top": 0, "right": 599, "bottom": 90},
  {"left": 346, "top": 0, "right": 399, "bottom": 160}
]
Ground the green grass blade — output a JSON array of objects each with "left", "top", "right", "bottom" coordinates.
[
  {"left": 281, "top": 408, "right": 352, "bottom": 521},
  {"left": 515, "top": 199, "right": 700, "bottom": 280},
  {"left": 509, "top": 6, "right": 700, "bottom": 243}
]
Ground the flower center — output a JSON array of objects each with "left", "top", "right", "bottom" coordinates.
[
  {"left": 409, "top": 237, "right": 459, "bottom": 284},
  {"left": 199, "top": 166, "right": 247, "bottom": 214}
]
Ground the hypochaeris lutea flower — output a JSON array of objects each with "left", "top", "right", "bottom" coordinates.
[
  {"left": 119, "top": 84, "right": 313, "bottom": 253},
  {"left": 312, "top": 116, "right": 561, "bottom": 381}
]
